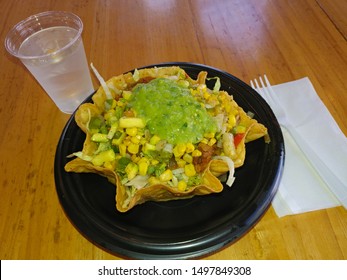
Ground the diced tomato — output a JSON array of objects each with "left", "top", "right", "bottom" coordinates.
[{"left": 234, "top": 133, "right": 245, "bottom": 147}]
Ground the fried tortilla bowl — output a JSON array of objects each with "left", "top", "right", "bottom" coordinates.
[{"left": 65, "top": 66, "right": 268, "bottom": 212}]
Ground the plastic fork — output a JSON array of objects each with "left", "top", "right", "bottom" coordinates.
[{"left": 251, "top": 75, "right": 347, "bottom": 208}]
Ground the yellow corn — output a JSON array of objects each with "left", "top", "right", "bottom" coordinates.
[
  {"left": 125, "top": 162, "right": 138, "bottom": 180},
  {"left": 138, "top": 159, "right": 149, "bottom": 176},
  {"left": 228, "top": 114, "right": 236, "bottom": 127},
  {"left": 110, "top": 99, "right": 117, "bottom": 109},
  {"left": 126, "top": 127, "right": 138, "bottom": 136},
  {"left": 150, "top": 135, "right": 161, "bottom": 145},
  {"left": 224, "top": 103, "right": 231, "bottom": 113},
  {"left": 131, "top": 135, "right": 141, "bottom": 144},
  {"left": 173, "top": 143, "right": 186, "bottom": 158},
  {"left": 128, "top": 143, "right": 139, "bottom": 154},
  {"left": 148, "top": 176, "right": 161, "bottom": 185},
  {"left": 177, "top": 180, "right": 187, "bottom": 192},
  {"left": 104, "top": 109, "right": 116, "bottom": 121},
  {"left": 159, "top": 169, "right": 173, "bottom": 182},
  {"left": 91, "top": 149, "right": 116, "bottom": 166},
  {"left": 176, "top": 159, "right": 186, "bottom": 168},
  {"left": 117, "top": 100, "right": 125, "bottom": 107},
  {"left": 183, "top": 153, "right": 193, "bottom": 163},
  {"left": 151, "top": 159, "right": 159, "bottom": 165},
  {"left": 143, "top": 143, "right": 156, "bottom": 153},
  {"left": 200, "top": 138, "right": 208, "bottom": 144},
  {"left": 186, "top": 143, "right": 195, "bottom": 153},
  {"left": 184, "top": 163, "right": 196, "bottom": 177},
  {"left": 122, "top": 91, "right": 132, "bottom": 100},
  {"left": 123, "top": 138, "right": 131, "bottom": 146},
  {"left": 131, "top": 154, "right": 140, "bottom": 163},
  {"left": 119, "top": 144, "right": 127, "bottom": 156},
  {"left": 103, "top": 160, "right": 115, "bottom": 170},
  {"left": 192, "top": 150, "right": 202, "bottom": 157},
  {"left": 204, "top": 132, "right": 215, "bottom": 139},
  {"left": 208, "top": 138, "right": 217, "bottom": 146},
  {"left": 203, "top": 91, "right": 210, "bottom": 100}
]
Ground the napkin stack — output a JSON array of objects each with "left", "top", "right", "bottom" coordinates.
[{"left": 261, "top": 77, "right": 347, "bottom": 217}]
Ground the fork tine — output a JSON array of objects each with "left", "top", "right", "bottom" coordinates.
[
  {"left": 264, "top": 74, "right": 281, "bottom": 103},
  {"left": 262, "top": 75, "right": 283, "bottom": 110},
  {"left": 250, "top": 80, "right": 255, "bottom": 90},
  {"left": 259, "top": 75, "right": 266, "bottom": 90},
  {"left": 254, "top": 78, "right": 261, "bottom": 92}
]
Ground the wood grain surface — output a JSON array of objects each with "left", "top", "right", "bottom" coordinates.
[{"left": 0, "top": 0, "right": 346, "bottom": 260}]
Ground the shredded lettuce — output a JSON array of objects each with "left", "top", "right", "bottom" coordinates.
[
  {"left": 207, "top": 77, "right": 221, "bottom": 92},
  {"left": 68, "top": 152, "right": 93, "bottom": 162},
  {"left": 213, "top": 156, "right": 235, "bottom": 187},
  {"left": 90, "top": 63, "right": 113, "bottom": 99},
  {"left": 133, "top": 69, "right": 140, "bottom": 82}
]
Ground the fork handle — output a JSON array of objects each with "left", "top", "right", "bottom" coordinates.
[{"left": 282, "top": 124, "right": 347, "bottom": 208}]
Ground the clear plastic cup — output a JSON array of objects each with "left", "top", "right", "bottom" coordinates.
[{"left": 5, "top": 11, "right": 94, "bottom": 114}]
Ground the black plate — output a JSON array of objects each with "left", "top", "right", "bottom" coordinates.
[{"left": 54, "top": 62, "right": 284, "bottom": 259}]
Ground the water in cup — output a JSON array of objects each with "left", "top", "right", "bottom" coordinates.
[
  {"left": 5, "top": 11, "right": 94, "bottom": 114},
  {"left": 18, "top": 26, "right": 93, "bottom": 113}
]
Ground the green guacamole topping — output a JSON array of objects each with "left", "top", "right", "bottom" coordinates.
[{"left": 130, "top": 78, "right": 217, "bottom": 144}]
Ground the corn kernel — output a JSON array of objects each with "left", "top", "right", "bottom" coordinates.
[
  {"left": 186, "top": 143, "right": 195, "bottom": 153},
  {"left": 208, "top": 138, "right": 217, "bottom": 146},
  {"left": 117, "top": 100, "right": 125, "bottom": 107},
  {"left": 128, "top": 143, "right": 139, "bottom": 154},
  {"left": 224, "top": 103, "right": 231, "bottom": 113},
  {"left": 185, "top": 163, "right": 196, "bottom": 177},
  {"left": 138, "top": 160, "right": 149, "bottom": 176},
  {"left": 183, "top": 153, "right": 193, "bottom": 163},
  {"left": 131, "top": 154, "right": 141, "bottom": 163},
  {"left": 122, "top": 91, "right": 132, "bottom": 100},
  {"left": 131, "top": 135, "right": 141, "bottom": 144},
  {"left": 192, "top": 149, "right": 202, "bottom": 157},
  {"left": 200, "top": 138, "right": 208, "bottom": 144},
  {"left": 204, "top": 132, "right": 215, "bottom": 138},
  {"left": 92, "top": 149, "right": 116, "bottom": 166},
  {"left": 159, "top": 169, "right": 173, "bottom": 182},
  {"left": 123, "top": 138, "right": 131, "bottom": 146},
  {"left": 228, "top": 114, "right": 236, "bottom": 127},
  {"left": 177, "top": 180, "right": 187, "bottom": 191},
  {"left": 104, "top": 109, "right": 115, "bottom": 121},
  {"left": 103, "top": 161, "right": 115, "bottom": 170},
  {"left": 112, "top": 99, "right": 118, "bottom": 108},
  {"left": 119, "top": 144, "right": 127, "bottom": 156},
  {"left": 126, "top": 127, "right": 138, "bottom": 136},
  {"left": 173, "top": 143, "right": 186, "bottom": 158},
  {"left": 148, "top": 176, "right": 161, "bottom": 185},
  {"left": 176, "top": 159, "right": 186, "bottom": 168},
  {"left": 150, "top": 135, "right": 161, "bottom": 145},
  {"left": 125, "top": 162, "right": 138, "bottom": 180},
  {"left": 151, "top": 159, "right": 159, "bottom": 165}
]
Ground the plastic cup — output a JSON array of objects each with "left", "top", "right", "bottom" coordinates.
[{"left": 5, "top": 11, "right": 94, "bottom": 114}]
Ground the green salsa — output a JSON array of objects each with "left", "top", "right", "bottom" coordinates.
[{"left": 130, "top": 78, "right": 217, "bottom": 144}]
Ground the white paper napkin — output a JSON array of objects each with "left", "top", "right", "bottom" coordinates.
[{"left": 264, "top": 77, "right": 347, "bottom": 217}]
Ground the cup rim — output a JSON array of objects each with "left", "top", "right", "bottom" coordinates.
[{"left": 4, "top": 11, "right": 84, "bottom": 61}]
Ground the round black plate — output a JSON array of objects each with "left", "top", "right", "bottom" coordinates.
[{"left": 54, "top": 62, "right": 284, "bottom": 259}]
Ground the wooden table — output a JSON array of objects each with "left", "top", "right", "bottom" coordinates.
[{"left": 1, "top": 0, "right": 346, "bottom": 260}]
